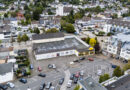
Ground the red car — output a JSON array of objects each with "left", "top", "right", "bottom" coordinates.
[
  {"left": 75, "top": 72, "right": 80, "bottom": 78},
  {"left": 88, "top": 58, "right": 94, "bottom": 61},
  {"left": 37, "top": 66, "right": 42, "bottom": 72}
]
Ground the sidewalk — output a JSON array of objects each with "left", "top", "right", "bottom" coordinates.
[{"left": 60, "top": 70, "right": 70, "bottom": 90}]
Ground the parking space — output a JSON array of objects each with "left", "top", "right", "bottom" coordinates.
[{"left": 10, "top": 54, "right": 115, "bottom": 90}]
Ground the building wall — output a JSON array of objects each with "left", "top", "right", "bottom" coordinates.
[
  {"left": 32, "top": 37, "right": 64, "bottom": 43},
  {"left": 35, "top": 50, "right": 76, "bottom": 60},
  {"left": 0, "top": 70, "right": 13, "bottom": 83},
  {"left": 107, "top": 45, "right": 117, "bottom": 55},
  {"left": 120, "top": 49, "right": 130, "bottom": 60}
]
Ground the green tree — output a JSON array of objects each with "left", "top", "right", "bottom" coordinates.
[
  {"left": 112, "top": 13, "right": 118, "bottom": 19},
  {"left": 64, "top": 23, "right": 75, "bottom": 33},
  {"left": 0, "top": 40, "right": 2, "bottom": 44},
  {"left": 17, "top": 35, "right": 22, "bottom": 43},
  {"left": 113, "top": 66, "right": 123, "bottom": 77},
  {"left": 46, "top": 28, "right": 59, "bottom": 33},
  {"left": 123, "top": 62, "right": 130, "bottom": 71},
  {"left": 33, "top": 8, "right": 41, "bottom": 20},
  {"left": 99, "top": 74, "right": 110, "bottom": 83},
  {"left": 21, "top": 34, "right": 29, "bottom": 42},
  {"left": 74, "top": 85, "right": 80, "bottom": 90},
  {"left": 94, "top": 42, "right": 100, "bottom": 53},
  {"left": 89, "top": 38, "right": 96, "bottom": 47},
  {"left": 34, "top": 27, "right": 40, "bottom": 34},
  {"left": 87, "top": 13, "right": 91, "bottom": 18},
  {"left": 85, "top": 37, "right": 90, "bottom": 44}
]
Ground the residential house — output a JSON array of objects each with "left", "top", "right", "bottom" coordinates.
[
  {"left": 102, "top": 74, "right": 130, "bottom": 90},
  {"left": 107, "top": 32, "right": 130, "bottom": 61},
  {"left": 104, "top": 19, "right": 130, "bottom": 33},
  {"left": 0, "top": 63, "right": 14, "bottom": 84},
  {"left": 78, "top": 77, "right": 107, "bottom": 90}
]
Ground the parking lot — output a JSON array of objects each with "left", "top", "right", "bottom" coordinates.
[{"left": 8, "top": 54, "right": 115, "bottom": 90}]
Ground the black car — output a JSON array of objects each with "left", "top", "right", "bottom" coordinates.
[
  {"left": 0, "top": 84, "right": 8, "bottom": 90},
  {"left": 73, "top": 77, "right": 78, "bottom": 84},
  {"left": 73, "top": 60, "right": 80, "bottom": 63},
  {"left": 59, "top": 78, "right": 64, "bottom": 85},
  {"left": 38, "top": 73, "right": 46, "bottom": 77},
  {"left": 79, "top": 57, "right": 85, "bottom": 60},
  {"left": 39, "top": 83, "right": 46, "bottom": 90},
  {"left": 48, "top": 64, "right": 53, "bottom": 69},
  {"left": 46, "top": 82, "right": 52, "bottom": 89},
  {"left": 19, "top": 78, "right": 27, "bottom": 84},
  {"left": 70, "top": 74, "right": 75, "bottom": 80}
]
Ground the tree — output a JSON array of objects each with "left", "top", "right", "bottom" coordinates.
[
  {"left": 34, "top": 27, "right": 40, "bottom": 34},
  {"left": 4, "top": 13, "right": 8, "bottom": 18},
  {"left": 112, "top": 13, "right": 118, "bottom": 19},
  {"left": 46, "top": 28, "right": 59, "bottom": 33},
  {"left": 85, "top": 37, "right": 90, "bottom": 44},
  {"left": 123, "top": 62, "right": 130, "bottom": 71},
  {"left": 0, "top": 40, "right": 2, "bottom": 44},
  {"left": 74, "top": 85, "right": 80, "bottom": 90},
  {"left": 87, "top": 13, "right": 91, "bottom": 18},
  {"left": 113, "top": 66, "right": 123, "bottom": 77},
  {"left": 33, "top": 8, "right": 41, "bottom": 20},
  {"left": 89, "top": 38, "right": 96, "bottom": 47},
  {"left": 64, "top": 23, "right": 75, "bottom": 33},
  {"left": 99, "top": 74, "right": 110, "bottom": 83},
  {"left": 17, "top": 35, "right": 22, "bottom": 43},
  {"left": 94, "top": 42, "right": 100, "bottom": 53},
  {"left": 21, "top": 34, "right": 29, "bottom": 42}
]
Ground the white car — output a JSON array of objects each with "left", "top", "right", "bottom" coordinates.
[
  {"left": 49, "top": 86, "right": 55, "bottom": 90},
  {"left": 7, "top": 82, "right": 15, "bottom": 88},
  {"left": 97, "top": 70, "right": 102, "bottom": 76},
  {"left": 52, "top": 64, "right": 56, "bottom": 69},
  {"left": 67, "top": 80, "right": 72, "bottom": 88},
  {"left": 80, "top": 70, "right": 84, "bottom": 76}
]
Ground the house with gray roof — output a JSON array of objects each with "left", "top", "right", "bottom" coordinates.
[
  {"left": 78, "top": 77, "right": 107, "bottom": 90},
  {"left": 0, "top": 63, "right": 14, "bottom": 83},
  {"left": 104, "top": 19, "right": 130, "bottom": 33},
  {"left": 107, "top": 32, "right": 130, "bottom": 61}
]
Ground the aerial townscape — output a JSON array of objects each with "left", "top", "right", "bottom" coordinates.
[{"left": 0, "top": 0, "right": 130, "bottom": 90}]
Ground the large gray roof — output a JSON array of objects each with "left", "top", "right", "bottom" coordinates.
[
  {"left": 33, "top": 37, "right": 89, "bottom": 54},
  {"left": 0, "top": 63, "right": 13, "bottom": 75},
  {"left": 107, "top": 19, "right": 130, "bottom": 28},
  {"left": 32, "top": 32, "right": 64, "bottom": 40},
  {"left": 79, "top": 77, "right": 107, "bottom": 90},
  {"left": 105, "top": 75, "right": 130, "bottom": 90}
]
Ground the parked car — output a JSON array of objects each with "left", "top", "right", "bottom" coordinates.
[
  {"left": 19, "top": 78, "right": 27, "bottom": 84},
  {"left": 30, "top": 64, "right": 33, "bottom": 69},
  {"left": 80, "top": 70, "right": 84, "bottom": 76},
  {"left": 38, "top": 73, "right": 46, "bottom": 77},
  {"left": 48, "top": 64, "right": 56, "bottom": 69},
  {"left": 123, "top": 60, "right": 128, "bottom": 63},
  {"left": 39, "top": 83, "right": 46, "bottom": 90},
  {"left": 97, "top": 70, "right": 102, "bottom": 76},
  {"left": 59, "top": 78, "right": 64, "bottom": 85},
  {"left": 67, "top": 80, "right": 72, "bottom": 88},
  {"left": 75, "top": 72, "right": 80, "bottom": 78},
  {"left": 88, "top": 58, "right": 94, "bottom": 61},
  {"left": 111, "top": 64, "right": 117, "bottom": 68},
  {"left": 49, "top": 86, "right": 55, "bottom": 90},
  {"left": 46, "top": 82, "right": 52, "bottom": 89},
  {"left": 73, "top": 77, "right": 78, "bottom": 84},
  {"left": 0, "top": 84, "right": 8, "bottom": 90},
  {"left": 73, "top": 60, "right": 80, "bottom": 63},
  {"left": 79, "top": 57, "right": 85, "bottom": 60},
  {"left": 6, "top": 82, "right": 15, "bottom": 88},
  {"left": 38, "top": 66, "right": 42, "bottom": 72},
  {"left": 48, "top": 64, "right": 53, "bottom": 69},
  {"left": 52, "top": 64, "right": 56, "bottom": 69},
  {"left": 70, "top": 74, "right": 75, "bottom": 80}
]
